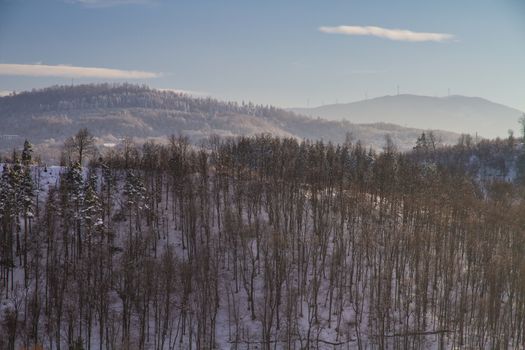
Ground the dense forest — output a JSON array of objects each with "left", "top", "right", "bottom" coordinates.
[
  {"left": 1, "top": 130, "right": 525, "bottom": 349},
  {"left": 0, "top": 84, "right": 291, "bottom": 117}
]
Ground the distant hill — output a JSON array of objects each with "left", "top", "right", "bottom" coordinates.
[
  {"left": 0, "top": 84, "right": 460, "bottom": 160},
  {"left": 291, "top": 94, "right": 524, "bottom": 139}
]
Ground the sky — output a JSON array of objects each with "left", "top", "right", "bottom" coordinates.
[{"left": 0, "top": 0, "right": 524, "bottom": 111}]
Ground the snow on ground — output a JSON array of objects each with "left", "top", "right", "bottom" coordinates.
[{"left": 0, "top": 163, "right": 500, "bottom": 349}]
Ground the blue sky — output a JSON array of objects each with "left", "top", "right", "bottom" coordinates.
[{"left": 0, "top": 0, "right": 523, "bottom": 110}]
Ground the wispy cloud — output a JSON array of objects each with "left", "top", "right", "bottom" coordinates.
[
  {"left": 0, "top": 90, "right": 13, "bottom": 97},
  {"left": 319, "top": 25, "right": 454, "bottom": 42},
  {"left": 0, "top": 63, "right": 160, "bottom": 79},
  {"left": 66, "top": 0, "right": 155, "bottom": 8}
]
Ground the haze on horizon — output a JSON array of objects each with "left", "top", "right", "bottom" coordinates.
[{"left": 0, "top": 0, "right": 524, "bottom": 136}]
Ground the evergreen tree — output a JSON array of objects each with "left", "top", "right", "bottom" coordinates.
[
  {"left": 414, "top": 132, "right": 429, "bottom": 152},
  {"left": 65, "top": 162, "right": 84, "bottom": 202},
  {"left": 64, "top": 162, "right": 84, "bottom": 258},
  {"left": 123, "top": 171, "right": 147, "bottom": 237},
  {"left": 82, "top": 174, "right": 104, "bottom": 230},
  {"left": 19, "top": 165, "right": 34, "bottom": 284},
  {"left": 21, "top": 140, "right": 33, "bottom": 167},
  {"left": 0, "top": 164, "right": 16, "bottom": 297}
]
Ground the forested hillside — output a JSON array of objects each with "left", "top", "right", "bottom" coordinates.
[
  {"left": 1, "top": 134, "right": 525, "bottom": 349},
  {"left": 0, "top": 84, "right": 460, "bottom": 161}
]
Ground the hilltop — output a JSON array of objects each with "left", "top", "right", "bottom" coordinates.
[
  {"left": 291, "top": 94, "right": 523, "bottom": 139},
  {"left": 0, "top": 84, "right": 459, "bottom": 159}
]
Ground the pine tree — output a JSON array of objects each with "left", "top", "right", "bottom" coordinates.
[
  {"left": 10, "top": 156, "right": 23, "bottom": 266},
  {"left": 65, "top": 162, "right": 84, "bottom": 203},
  {"left": 414, "top": 132, "right": 429, "bottom": 152},
  {"left": 82, "top": 174, "right": 104, "bottom": 232},
  {"left": 64, "top": 162, "right": 84, "bottom": 258},
  {"left": 21, "top": 140, "right": 33, "bottom": 167},
  {"left": 123, "top": 171, "right": 147, "bottom": 238},
  {"left": 20, "top": 165, "right": 34, "bottom": 285},
  {"left": 0, "top": 164, "right": 16, "bottom": 297}
]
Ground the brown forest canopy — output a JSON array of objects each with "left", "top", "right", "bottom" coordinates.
[{"left": 1, "top": 135, "right": 525, "bottom": 349}]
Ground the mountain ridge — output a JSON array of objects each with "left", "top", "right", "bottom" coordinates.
[
  {"left": 290, "top": 94, "right": 523, "bottom": 139},
  {"left": 0, "top": 84, "right": 461, "bottom": 161}
]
